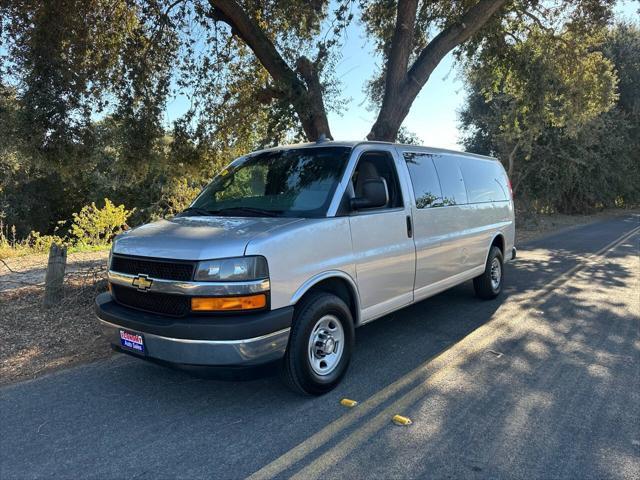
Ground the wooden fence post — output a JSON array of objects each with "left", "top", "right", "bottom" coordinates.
[{"left": 43, "top": 243, "right": 67, "bottom": 308}]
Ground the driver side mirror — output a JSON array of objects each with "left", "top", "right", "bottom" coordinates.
[{"left": 350, "top": 179, "right": 389, "bottom": 210}]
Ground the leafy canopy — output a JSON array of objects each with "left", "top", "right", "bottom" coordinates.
[{"left": 460, "top": 21, "right": 639, "bottom": 213}]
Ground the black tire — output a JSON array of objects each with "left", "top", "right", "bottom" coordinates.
[
  {"left": 280, "top": 292, "right": 354, "bottom": 395},
  {"left": 473, "top": 246, "right": 504, "bottom": 300}
]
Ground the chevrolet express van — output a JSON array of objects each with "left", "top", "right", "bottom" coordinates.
[{"left": 96, "top": 141, "right": 515, "bottom": 394}]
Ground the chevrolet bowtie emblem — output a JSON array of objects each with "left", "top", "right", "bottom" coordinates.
[{"left": 132, "top": 274, "right": 153, "bottom": 292}]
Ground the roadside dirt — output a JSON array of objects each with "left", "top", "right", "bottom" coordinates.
[
  {"left": 515, "top": 208, "right": 636, "bottom": 245},
  {"left": 0, "top": 250, "right": 108, "bottom": 293},
  {"left": 1, "top": 208, "right": 636, "bottom": 386},
  {"left": 0, "top": 285, "right": 113, "bottom": 386},
  {"left": 0, "top": 251, "right": 112, "bottom": 386}
]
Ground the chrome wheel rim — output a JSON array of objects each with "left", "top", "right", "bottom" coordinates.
[
  {"left": 307, "top": 314, "right": 345, "bottom": 376},
  {"left": 490, "top": 257, "right": 502, "bottom": 290}
]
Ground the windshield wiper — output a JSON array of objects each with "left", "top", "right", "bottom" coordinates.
[
  {"left": 178, "top": 206, "right": 283, "bottom": 218},
  {"left": 216, "top": 207, "right": 284, "bottom": 217},
  {"left": 177, "top": 206, "right": 217, "bottom": 217}
]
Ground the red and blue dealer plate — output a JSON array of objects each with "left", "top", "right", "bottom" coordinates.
[{"left": 119, "top": 330, "right": 145, "bottom": 354}]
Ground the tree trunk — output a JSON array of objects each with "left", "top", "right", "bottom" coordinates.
[
  {"left": 209, "top": 0, "right": 332, "bottom": 141},
  {"left": 507, "top": 141, "right": 519, "bottom": 179},
  {"left": 43, "top": 243, "right": 67, "bottom": 308},
  {"left": 367, "top": 0, "right": 507, "bottom": 142},
  {"left": 210, "top": 0, "right": 505, "bottom": 143},
  {"left": 295, "top": 56, "right": 333, "bottom": 140}
]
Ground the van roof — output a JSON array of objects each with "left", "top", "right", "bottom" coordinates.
[{"left": 251, "top": 140, "right": 498, "bottom": 162}]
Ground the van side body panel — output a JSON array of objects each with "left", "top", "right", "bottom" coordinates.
[
  {"left": 410, "top": 206, "right": 451, "bottom": 288},
  {"left": 244, "top": 217, "right": 357, "bottom": 313},
  {"left": 348, "top": 210, "right": 416, "bottom": 321},
  {"left": 343, "top": 144, "right": 417, "bottom": 324},
  {"left": 249, "top": 145, "right": 515, "bottom": 330},
  {"left": 395, "top": 146, "right": 515, "bottom": 306}
]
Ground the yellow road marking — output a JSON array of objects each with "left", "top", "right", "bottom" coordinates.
[{"left": 248, "top": 224, "right": 640, "bottom": 480}]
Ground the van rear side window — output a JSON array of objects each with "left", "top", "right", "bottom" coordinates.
[
  {"left": 432, "top": 156, "right": 468, "bottom": 205},
  {"left": 404, "top": 152, "right": 444, "bottom": 208},
  {"left": 458, "top": 157, "right": 509, "bottom": 203}
]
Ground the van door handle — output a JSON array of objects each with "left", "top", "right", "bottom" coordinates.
[{"left": 406, "top": 215, "right": 413, "bottom": 238}]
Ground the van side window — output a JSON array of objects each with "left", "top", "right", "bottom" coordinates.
[
  {"left": 351, "top": 151, "right": 403, "bottom": 209},
  {"left": 403, "top": 152, "right": 444, "bottom": 208},
  {"left": 432, "top": 156, "right": 468, "bottom": 205},
  {"left": 458, "top": 157, "right": 509, "bottom": 203}
]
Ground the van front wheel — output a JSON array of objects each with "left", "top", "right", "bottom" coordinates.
[
  {"left": 281, "top": 292, "right": 354, "bottom": 395},
  {"left": 473, "top": 246, "right": 504, "bottom": 299}
]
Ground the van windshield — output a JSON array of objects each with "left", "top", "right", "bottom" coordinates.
[{"left": 183, "top": 147, "right": 352, "bottom": 218}]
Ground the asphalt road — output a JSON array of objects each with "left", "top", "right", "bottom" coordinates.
[{"left": 2, "top": 214, "right": 639, "bottom": 480}]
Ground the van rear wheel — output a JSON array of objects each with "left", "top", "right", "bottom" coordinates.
[
  {"left": 281, "top": 292, "right": 354, "bottom": 395},
  {"left": 473, "top": 246, "right": 504, "bottom": 299}
]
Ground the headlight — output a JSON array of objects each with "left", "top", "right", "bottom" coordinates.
[{"left": 194, "top": 256, "right": 268, "bottom": 282}]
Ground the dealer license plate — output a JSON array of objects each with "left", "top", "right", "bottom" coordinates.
[{"left": 119, "top": 330, "right": 145, "bottom": 354}]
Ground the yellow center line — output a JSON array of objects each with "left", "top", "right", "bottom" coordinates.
[{"left": 247, "top": 224, "right": 640, "bottom": 480}]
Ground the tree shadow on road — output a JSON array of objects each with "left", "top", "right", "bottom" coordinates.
[{"left": 314, "top": 235, "right": 639, "bottom": 480}]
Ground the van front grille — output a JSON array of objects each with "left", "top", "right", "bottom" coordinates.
[
  {"left": 111, "top": 255, "right": 195, "bottom": 281},
  {"left": 111, "top": 285, "right": 190, "bottom": 317}
]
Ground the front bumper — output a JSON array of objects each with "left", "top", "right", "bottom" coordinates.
[{"left": 95, "top": 292, "right": 293, "bottom": 366}]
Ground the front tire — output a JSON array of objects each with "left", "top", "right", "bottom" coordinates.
[
  {"left": 281, "top": 292, "right": 354, "bottom": 395},
  {"left": 473, "top": 246, "right": 504, "bottom": 300}
]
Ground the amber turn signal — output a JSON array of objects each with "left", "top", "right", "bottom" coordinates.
[{"left": 191, "top": 294, "right": 267, "bottom": 312}]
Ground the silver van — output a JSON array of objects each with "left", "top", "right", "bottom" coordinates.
[{"left": 96, "top": 141, "right": 515, "bottom": 394}]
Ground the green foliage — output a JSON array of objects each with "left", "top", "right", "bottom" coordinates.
[
  {"left": 461, "top": 25, "right": 618, "bottom": 175},
  {"left": 523, "top": 108, "right": 640, "bottom": 213},
  {"left": 396, "top": 127, "right": 422, "bottom": 145},
  {"left": 69, "top": 199, "right": 133, "bottom": 247},
  {"left": 1, "top": 0, "right": 331, "bottom": 239},
  {"left": 149, "top": 178, "right": 203, "bottom": 220},
  {"left": 460, "top": 21, "right": 640, "bottom": 213},
  {"left": 0, "top": 198, "right": 132, "bottom": 257},
  {"left": 0, "top": 0, "right": 634, "bottom": 238},
  {"left": 25, "top": 232, "right": 66, "bottom": 254}
]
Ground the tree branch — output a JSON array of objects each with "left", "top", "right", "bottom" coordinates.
[
  {"left": 368, "top": 0, "right": 508, "bottom": 141},
  {"left": 207, "top": 0, "right": 332, "bottom": 139},
  {"left": 208, "top": 0, "right": 300, "bottom": 89},
  {"left": 507, "top": 139, "right": 520, "bottom": 178},
  {"left": 521, "top": 10, "right": 552, "bottom": 33},
  {"left": 254, "top": 85, "right": 285, "bottom": 103},
  {"left": 405, "top": 0, "right": 507, "bottom": 98},
  {"left": 385, "top": 0, "right": 419, "bottom": 96}
]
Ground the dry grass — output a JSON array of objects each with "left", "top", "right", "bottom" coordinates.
[
  {"left": 0, "top": 256, "right": 113, "bottom": 386},
  {"left": 0, "top": 250, "right": 109, "bottom": 292},
  {"left": 0, "top": 243, "right": 110, "bottom": 260}
]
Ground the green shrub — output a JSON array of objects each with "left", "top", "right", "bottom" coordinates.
[
  {"left": 69, "top": 199, "right": 133, "bottom": 247},
  {"left": 149, "top": 177, "right": 202, "bottom": 220},
  {"left": 26, "top": 231, "right": 66, "bottom": 253}
]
